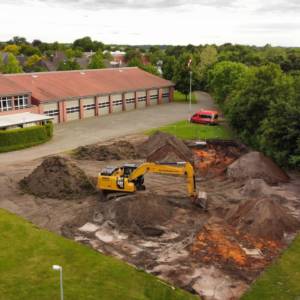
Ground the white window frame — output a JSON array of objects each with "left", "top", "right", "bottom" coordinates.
[
  {"left": 14, "top": 95, "right": 29, "bottom": 110},
  {"left": 0, "top": 96, "right": 13, "bottom": 112}
]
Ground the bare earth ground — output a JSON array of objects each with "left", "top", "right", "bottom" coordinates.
[
  {"left": 0, "top": 134, "right": 299, "bottom": 300},
  {"left": 1, "top": 92, "right": 299, "bottom": 299}
]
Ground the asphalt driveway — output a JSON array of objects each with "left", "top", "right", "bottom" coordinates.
[{"left": 0, "top": 92, "right": 214, "bottom": 166}]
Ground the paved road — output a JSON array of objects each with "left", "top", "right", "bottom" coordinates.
[{"left": 0, "top": 92, "right": 214, "bottom": 165}]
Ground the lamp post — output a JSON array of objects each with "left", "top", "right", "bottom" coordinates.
[
  {"left": 52, "top": 265, "right": 64, "bottom": 300},
  {"left": 189, "top": 70, "right": 193, "bottom": 117}
]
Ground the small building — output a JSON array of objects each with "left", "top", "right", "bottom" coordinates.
[
  {"left": 0, "top": 112, "right": 52, "bottom": 130},
  {"left": 0, "top": 67, "right": 174, "bottom": 124}
]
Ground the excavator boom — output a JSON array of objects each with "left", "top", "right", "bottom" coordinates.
[{"left": 128, "top": 162, "right": 197, "bottom": 198}]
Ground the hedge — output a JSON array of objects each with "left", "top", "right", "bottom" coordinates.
[{"left": 0, "top": 122, "right": 53, "bottom": 153}]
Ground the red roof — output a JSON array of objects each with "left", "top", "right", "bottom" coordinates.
[
  {"left": 0, "top": 75, "right": 30, "bottom": 96},
  {"left": 4, "top": 67, "right": 174, "bottom": 102}
]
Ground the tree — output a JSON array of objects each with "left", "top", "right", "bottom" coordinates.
[
  {"left": 88, "top": 51, "right": 105, "bottom": 69},
  {"left": 207, "top": 61, "right": 249, "bottom": 104},
  {"left": 140, "top": 64, "right": 160, "bottom": 76},
  {"left": 8, "top": 36, "right": 28, "bottom": 45},
  {"left": 172, "top": 52, "right": 193, "bottom": 100},
  {"left": 148, "top": 47, "right": 165, "bottom": 65},
  {"left": 24, "top": 54, "right": 42, "bottom": 71},
  {"left": 162, "top": 56, "right": 176, "bottom": 80},
  {"left": 192, "top": 45, "right": 217, "bottom": 89},
  {"left": 20, "top": 44, "right": 41, "bottom": 56},
  {"left": 259, "top": 94, "right": 300, "bottom": 168},
  {"left": 73, "top": 36, "right": 94, "bottom": 52},
  {"left": 32, "top": 39, "right": 42, "bottom": 48},
  {"left": 3, "top": 44, "right": 20, "bottom": 56},
  {"left": 125, "top": 48, "right": 142, "bottom": 65},
  {"left": 0, "top": 55, "right": 4, "bottom": 72},
  {"left": 2, "top": 53, "right": 23, "bottom": 73},
  {"left": 225, "top": 64, "right": 294, "bottom": 146},
  {"left": 57, "top": 59, "right": 80, "bottom": 71},
  {"left": 127, "top": 57, "right": 143, "bottom": 67},
  {"left": 263, "top": 46, "right": 288, "bottom": 66}
]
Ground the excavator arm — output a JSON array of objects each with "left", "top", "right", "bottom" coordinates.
[{"left": 128, "top": 162, "right": 197, "bottom": 198}]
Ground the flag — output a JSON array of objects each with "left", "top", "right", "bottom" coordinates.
[{"left": 187, "top": 58, "right": 192, "bottom": 68}]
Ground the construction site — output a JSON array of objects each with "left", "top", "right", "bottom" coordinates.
[{"left": 1, "top": 131, "right": 300, "bottom": 299}]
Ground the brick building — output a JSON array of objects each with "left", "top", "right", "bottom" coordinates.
[{"left": 0, "top": 67, "right": 174, "bottom": 125}]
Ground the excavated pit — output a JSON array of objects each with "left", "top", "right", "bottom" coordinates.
[{"left": 7, "top": 133, "right": 299, "bottom": 300}]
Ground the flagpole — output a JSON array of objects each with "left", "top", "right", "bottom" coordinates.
[{"left": 189, "top": 70, "right": 192, "bottom": 114}]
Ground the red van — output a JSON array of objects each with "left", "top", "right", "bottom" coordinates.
[{"left": 190, "top": 110, "right": 219, "bottom": 125}]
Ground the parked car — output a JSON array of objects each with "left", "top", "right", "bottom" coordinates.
[{"left": 190, "top": 110, "right": 219, "bottom": 125}]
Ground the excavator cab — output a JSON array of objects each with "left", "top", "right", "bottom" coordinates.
[{"left": 122, "top": 164, "right": 138, "bottom": 177}]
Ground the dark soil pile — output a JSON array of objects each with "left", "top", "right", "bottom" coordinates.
[
  {"left": 227, "top": 151, "right": 289, "bottom": 184},
  {"left": 138, "top": 131, "right": 194, "bottom": 164},
  {"left": 74, "top": 140, "right": 140, "bottom": 161},
  {"left": 106, "top": 193, "right": 174, "bottom": 236},
  {"left": 227, "top": 198, "right": 300, "bottom": 240},
  {"left": 20, "top": 156, "right": 95, "bottom": 199}
]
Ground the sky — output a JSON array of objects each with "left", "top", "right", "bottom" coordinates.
[{"left": 0, "top": 0, "right": 299, "bottom": 46}]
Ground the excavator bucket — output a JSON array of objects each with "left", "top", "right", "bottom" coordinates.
[{"left": 194, "top": 191, "right": 208, "bottom": 210}]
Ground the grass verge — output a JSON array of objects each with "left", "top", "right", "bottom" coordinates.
[
  {"left": 0, "top": 209, "right": 197, "bottom": 300},
  {"left": 173, "top": 91, "right": 197, "bottom": 104},
  {"left": 146, "top": 120, "right": 232, "bottom": 140},
  {"left": 241, "top": 235, "right": 300, "bottom": 300}
]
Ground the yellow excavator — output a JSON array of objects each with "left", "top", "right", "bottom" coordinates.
[{"left": 97, "top": 162, "right": 206, "bottom": 208}]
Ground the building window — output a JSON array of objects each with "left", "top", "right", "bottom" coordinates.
[
  {"left": 44, "top": 109, "right": 59, "bottom": 116},
  {"left": 138, "top": 96, "right": 146, "bottom": 102},
  {"left": 126, "top": 98, "right": 135, "bottom": 104},
  {"left": 84, "top": 104, "right": 96, "bottom": 111},
  {"left": 66, "top": 106, "right": 80, "bottom": 114},
  {"left": 14, "top": 95, "right": 29, "bottom": 110},
  {"left": 162, "top": 93, "right": 170, "bottom": 98},
  {"left": 113, "top": 100, "right": 123, "bottom": 106},
  {"left": 99, "top": 102, "right": 109, "bottom": 108},
  {"left": 0, "top": 96, "right": 13, "bottom": 112},
  {"left": 150, "top": 94, "right": 158, "bottom": 100}
]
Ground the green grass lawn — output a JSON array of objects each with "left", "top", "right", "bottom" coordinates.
[
  {"left": 241, "top": 235, "right": 300, "bottom": 300},
  {"left": 173, "top": 91, "right": 197, "bottom": 104},
  {"left": 0, "top": 209, "right": 197, "bottom": 300},
  {"left": 147, "top": 120, "right": 232, "bottom": 140}
]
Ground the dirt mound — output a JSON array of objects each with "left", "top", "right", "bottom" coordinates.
[
  {"left": 138, "top": 131, "right": 194, "bottom": 164},
  {"left": 102, "top": 193, "right": 174, "bottom": 236},
  {"left": 191, "top": 217, "right": 281, "bottom": 279},
  {"left": 20, "top": 156, "right": 95, "bottom": 199},
  {"left": 74, "top": 140, "right": 139, "bottom": 161},
  {"left": 227, "top": 151, "right": 289, "bottom": 184},
  {"left": 227, "top": 198, "right": 300, "bottom": 240},
  {"left": 241, "top": 179, "right": 280, "bottom": 198}
]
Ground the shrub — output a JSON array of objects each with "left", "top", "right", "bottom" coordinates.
[{"left": 0, "top": 122, "right": 53, "bottom": 153}]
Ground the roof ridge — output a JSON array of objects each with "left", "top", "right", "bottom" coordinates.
[{"left": 4, "top": 67, "right": 139, "bottom": 77}]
